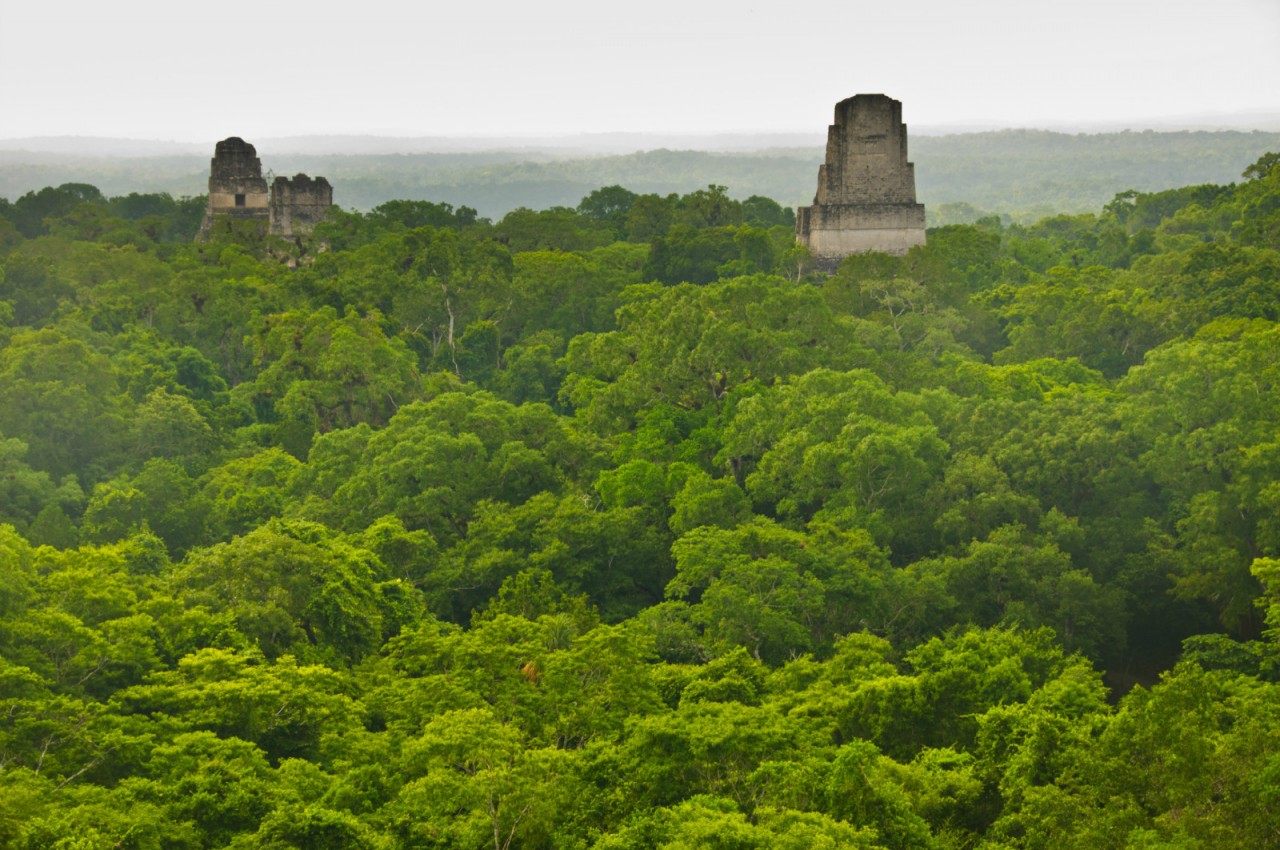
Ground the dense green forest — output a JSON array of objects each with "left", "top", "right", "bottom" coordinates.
[
  {"left": 4, "top": 129, "right": 1279, "bottom": 222},
  {"left": 1, "top": 151, "right": 1279, "bottom": 848}
]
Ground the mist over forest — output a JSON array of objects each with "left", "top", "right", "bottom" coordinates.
[{"left": 3, "top": 129, "right": 1279, "bottom": 222}]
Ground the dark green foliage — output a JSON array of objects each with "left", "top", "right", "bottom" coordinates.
[
  {"left": 7, "top": 183, "right": 104, "bottom": 238},
  {"left": 741, "top": 194, "right": 796, "bottom": 228},
  {"left": 494, "top": 206, "right": 616, "bottom": 253},
  {"left": 1, "top": 156, "right": 1279, "bottom": 848},
  {"left": 644, "top": 225, "right": 742, "bottom": 284},
  {"left": 578, "top": 184, "right": 639, "bottom": 237},
  {"left": 0, "top": 254, "right": 74, "bottom": 325}
]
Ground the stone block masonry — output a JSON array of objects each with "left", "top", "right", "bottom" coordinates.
[
  {"left": 270, "top": 174, "right": 333, "bottom": 236},
  {"left": 198, "top": 137, "right": 269, "bottom": 239},
  {"left": 197, "top": 137, "right": 332, "bottom": 240},
  {"left": 797, "top": 94, "right": 926, "bottom": 267}
]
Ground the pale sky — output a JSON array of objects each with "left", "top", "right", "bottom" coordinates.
[{"left": 1, "top": 0, "right": 1278, "bottom": 142}]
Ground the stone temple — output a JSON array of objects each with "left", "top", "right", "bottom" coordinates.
[
  {"left": 197, "top": 137, "right": 332, "bottom": 240},
  {"left": 796, "top": 94, "right": 926, "bottom": 267}
]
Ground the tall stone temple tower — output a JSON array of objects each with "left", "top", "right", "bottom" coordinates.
[
  {"left": 796, "top": 94, "right": 926, "bottom": 267},
  {"left": 197, "top": 137, "right": 269, "bottom": 238},
  {"left": 197, "top": 137, "right": 332, "bottom": 240}
]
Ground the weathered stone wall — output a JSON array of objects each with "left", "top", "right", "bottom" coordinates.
[
  {"left": 197, "top": 137, "right": 270, "bottom": 239},
  {"left": 797, "top": 94, "right": 926, "bottom": 264},
  {"left": 814, "top": 95, "right": 919, "bottom": 205},
  {"left": 269, "top": 174, "right": 333, "bottom": 236},
  {"left": 798, "top": 202, "right": 926, "bottom": 259},
  {"left": 197, "top": 138, "right": 333, "bottom": 240}
]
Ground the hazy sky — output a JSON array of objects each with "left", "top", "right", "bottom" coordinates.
[{"left": 2, "top": 0, "right": 1278, "bottom": 142}]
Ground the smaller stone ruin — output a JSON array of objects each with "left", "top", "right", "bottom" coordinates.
[{"left": 269, "top": 174, "right": 333, "bottom": 236}]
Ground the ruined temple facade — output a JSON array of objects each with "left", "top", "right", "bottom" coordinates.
[
  {"left": 197, "top": 137, "right": 332, "bottom": 240},
  {"left": 197, "top": 137, "right": 268, "bottom": 237},
  {"left": 796, "top": 94, "right": 926, "bottom": 267},
  {"left": 269, "top": 173, "right": 332, "bottom": 236}
]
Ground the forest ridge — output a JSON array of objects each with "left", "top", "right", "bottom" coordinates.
[
  {"left": 0, "top": 151, "right": 1279, "bottom": 847},
  {"left": 3, "top": 129, "right": 1280, "bottom": 222}
]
